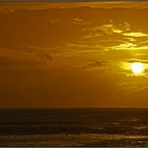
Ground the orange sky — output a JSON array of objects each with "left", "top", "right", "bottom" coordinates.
[{"left": 0, "top": 2, "right": 148, "bottom": 108}]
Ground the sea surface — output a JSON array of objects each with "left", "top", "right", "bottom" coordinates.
[{"left": 0, "top": 108, "right": 148, "bottom": 146}]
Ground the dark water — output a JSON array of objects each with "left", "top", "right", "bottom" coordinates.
[{"left": 0, "top": 108, "right": 148, "bottom": 146}]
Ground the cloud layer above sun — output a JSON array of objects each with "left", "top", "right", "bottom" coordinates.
[{"left": 0, "top": 2, "right": 148, "bottom": 108}]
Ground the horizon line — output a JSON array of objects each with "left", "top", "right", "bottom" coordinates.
[
  {"left": 0, "top": 0, "right": 148, "bottom": 2},
  {"left": 0, "top": 106, "right": 148, "bottom": 109}
]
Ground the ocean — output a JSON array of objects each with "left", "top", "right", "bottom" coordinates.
[{"left": 0, "top": 108, "right": 148, "bottom": 146}]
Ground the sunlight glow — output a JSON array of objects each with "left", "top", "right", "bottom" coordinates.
[{"left": 131, "top": 63, "right": 144, "bottom": 74}]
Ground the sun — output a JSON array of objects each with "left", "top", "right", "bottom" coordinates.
[{"left": 131, "top": 62, "right": 144, "bottom": 74}]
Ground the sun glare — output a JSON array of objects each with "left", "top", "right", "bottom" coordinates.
[{"left": 131, "top": 62, "right": 144, "bottom": 74}]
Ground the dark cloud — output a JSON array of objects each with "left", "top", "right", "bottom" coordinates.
[
  {"left": 82, "top": 60, "right": 108, "bottom": 69},
  {"left": 127, "top": 59, "right": 148, "bottom": 64},
  {"left": 0, "top": 48, "right": 53, "bottom": 69}
]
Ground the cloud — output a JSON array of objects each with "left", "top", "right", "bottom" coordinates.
[
  {"left": 82, "top": 60, "right": 107, "bottom": 69},
  {"left": 48, "top": 19, "right": 61, "bottom": 24},
  {"left": 90, "top": 22, "right": 130, "bottom": 34},
  {"left": 0, "top": 47, "right": 53, "bottom": 70},
  {"left": 72, "top": 18, "right": 90, "bottom": 25},
  {"left": 0, "top": 7, "right": 15, "bottom": 15},
  {"left": 1, "top": 2, "right": 148, "bottom": 14},
  {"left": 111, "top": 42, "right": 148, "bottom": 50},
  {"left": 127, "top": 59, "right": 148, "bottom": 64},
  {"left": 110, "top": 42, "right": 136, "bottom": 50},
  {"left": 81, "top": 58, "right": 148, "bottom": 77},
  {"left": 81, "top": 21, "right": 148, "bottom": 52},
  {"left": 116, "top": 80, "right": 148, "bottom": 92},
  {"left": 81, "top": 60, "right": 123, "bottom": 74},
  {"left": 123, "top": 32, "right": 148, "bottom": 37},
  {"left": 99, "top": 24, "right": 123, "bottom": 35}
]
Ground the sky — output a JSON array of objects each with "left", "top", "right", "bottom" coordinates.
[{"left": 0, "top": 2, "right": 148, "bottom": 108}]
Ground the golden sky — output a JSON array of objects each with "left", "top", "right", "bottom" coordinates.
[{"left": 0, "top": 2, "right": 148, "bottom": 108}]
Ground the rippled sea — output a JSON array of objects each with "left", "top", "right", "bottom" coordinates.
[{"left": 0, "top": 108, "right": 148, "bottom": 146}]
